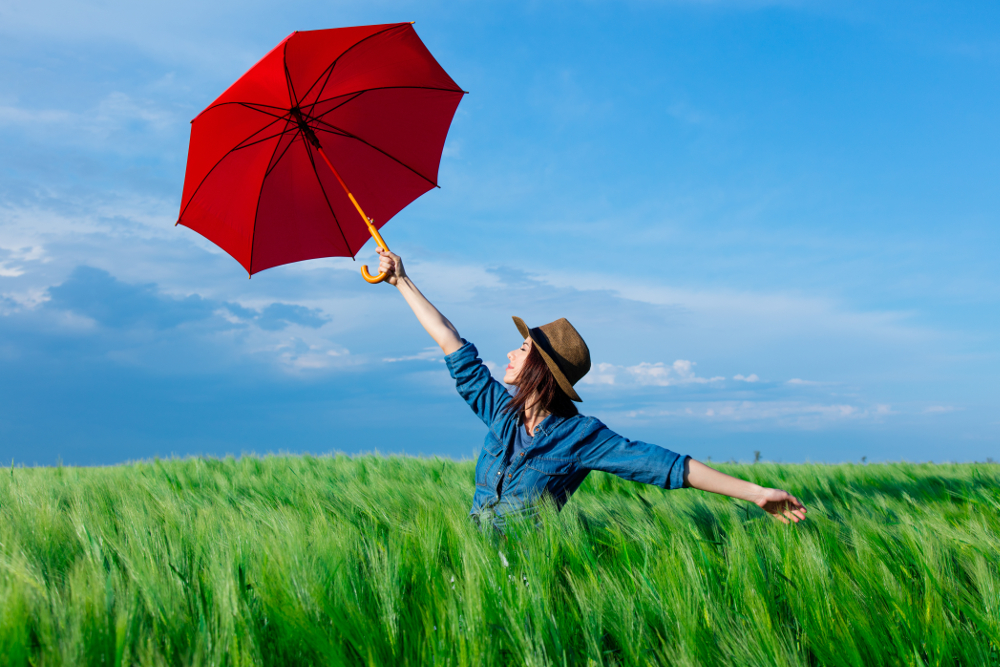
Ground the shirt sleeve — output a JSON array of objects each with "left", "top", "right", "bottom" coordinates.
[
  {"left": 444, "top": 340, "right": 512, "bottom": 427},
  {"left": 577, "top": 420, "right": 689, "bottom": 490}
]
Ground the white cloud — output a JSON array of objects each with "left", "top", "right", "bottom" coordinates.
[
  {"left": 0, "top": 287, "right": 48, "bottom": 313},
  {"left": 923, "top": 405, "right": 960, "bottom": 414},
  {"left": 581, "top": 359, "right": 724, "bottom": 386},
  {"left": 0, "top": 245, "right": 45, "bottom": 281},
  {"left": 542, "top": 268, "right": 928, "bottom": 344},
  {"left": 384, "top": 347, "right": 444, "bottom": 363},
  {"left": 223, "top": 325, "right": 354, "bottom": 374},
  {"left": 787, "top": 378, "right": 821, "bottom": 385},
  {"left": 0, "top": 106, "right": 73, "bottom": 126},
  {"left": 0, "top": 92, "right": 178, "bottom": 145},
  {"left": 614, "top": 400, "right": 893, "bottom": 429},
  {"left": 0, "top": 195, "right": 176, "bottom": 254},
  {"left": 483, "top": 360, "right": 506, "bottom": 380},
  {"left": 733, "top": 373, "right": 759, "bottom": 382},
  {"left": 0, "top": 0, "right": 279, "bottom": 75},
  {"left": 587, "top": 362, "right": 620, "bottom": 386}
]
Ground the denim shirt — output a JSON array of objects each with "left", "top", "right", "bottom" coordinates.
[{"left": 445, "top": 340, "right": 689, "bottom": 525}]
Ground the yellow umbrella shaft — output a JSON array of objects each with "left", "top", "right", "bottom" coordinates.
[{"left": 315, "top": 145, "right": 389, "bottom": 284}]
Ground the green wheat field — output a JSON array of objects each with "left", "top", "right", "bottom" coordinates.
[{"left": 0, "top": 456, "right": 998, "bottom": 666}]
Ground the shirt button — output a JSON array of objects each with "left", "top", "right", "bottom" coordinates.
[
  {"left": 507, "top": 473, "right": 511, "bottom": 478},
  {"left": 520, "top": 452, "right": 524, "bottom": 457}
]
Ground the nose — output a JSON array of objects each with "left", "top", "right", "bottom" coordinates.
[{"left": 507, "top": 350, "right": 515, "bottom": 362}]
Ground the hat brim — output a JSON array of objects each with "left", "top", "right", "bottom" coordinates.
[{"left": 512, "top": 316, "right": 582, "bottom": 402}]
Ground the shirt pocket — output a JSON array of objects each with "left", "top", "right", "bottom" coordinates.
[
  {"left": 524, "top": 458, "right": 576, "bottom": 476},
  {"left": 475, "top": 437, "right": 505, "bottom": 487},
  {"left": 522, "top": 457, "right": 577, "bottom": 501}
]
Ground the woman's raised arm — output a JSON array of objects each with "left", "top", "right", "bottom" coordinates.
[{"left": 377, "top": 249, "right": 464, "bottom": 355}]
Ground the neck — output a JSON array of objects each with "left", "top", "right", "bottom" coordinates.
[{"left": 523, "top": 400, "right": 549, "bottom": 434}]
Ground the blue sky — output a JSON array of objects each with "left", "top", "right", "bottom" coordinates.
[{"left": 1, "top": 0, "right": 997, "bottom": 465}]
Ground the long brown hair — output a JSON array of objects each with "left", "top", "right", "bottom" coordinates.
[{"left": 504, "top": 344, "right": 579, "bottom": 421}]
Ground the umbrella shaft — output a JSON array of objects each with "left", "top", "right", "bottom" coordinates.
[{"left": 315, "top": 145, "right": 389, "bottom": 253}]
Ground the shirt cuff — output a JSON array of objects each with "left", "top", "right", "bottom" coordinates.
[
  {"left": 444, "top": 339, "right": 475, "bottom": 376},
  {"left": 665, "top": 453, "right": 690, "bottom": 490}
]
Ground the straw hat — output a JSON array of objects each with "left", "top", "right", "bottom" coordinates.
[{"left": 512, "top": 316, "right": 591, "bottom": 402}]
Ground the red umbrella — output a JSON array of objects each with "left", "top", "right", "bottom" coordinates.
[{"left": 176, "top": 23, "right": 465, "bottom": 282}]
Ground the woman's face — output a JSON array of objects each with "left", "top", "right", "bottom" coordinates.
[{"left": 504, "top": 337, "right": 532, "bottom": 385}]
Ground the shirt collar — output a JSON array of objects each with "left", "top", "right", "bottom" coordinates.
[{"left": 536, "top": 412, "right": 568, "bottom": 437}]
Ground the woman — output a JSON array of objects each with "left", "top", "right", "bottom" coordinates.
[{"left": 376, "top": 249, "right": 806, "bottom": 529}]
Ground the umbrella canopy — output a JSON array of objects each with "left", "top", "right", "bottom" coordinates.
[{"left": 177, "top": 23, "right": 465, "bottom": 279}]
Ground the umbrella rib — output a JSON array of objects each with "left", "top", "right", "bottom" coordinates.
[
  {"left": 248, "top": 124, "right": 296, "bottom": 276},
  {"left": 310, "top": 117, "right": 439, "bottom": 187},
  {"left": 303, "top": 91, "right": 364, "bottom": 122},
  {"left": 296, "top": 23, "right": 409, "bottom": 106},
  {"left": 304, "top": 141, "right": 355, "bottom": 258},
  {"left": 304, "top": 85, "right": 464, "bottom": 123},
  {"left": 178, "top": 116, "right": 291, "bottom": 230},
  {"left": 237, "top": 103, "right": 291, "bottom": 120},
  {"left": 234, "top": 123, "right": 299, "bottom": 153},
  {"left": 228, "top": 113, "right": 295, "bottom": 151},
  {"left": 263, "top": 130, "right": 303, "bottom": 180},
  {"left": 310, "top": 84, "right": 465, "bottom": 110},
  {"left": 177, "top": 126, "right": 285, "bottom": 226},
  {"left": 199, "top": 101, "right": 290, "bottom": 118},
  {"left": 282, "top": 40, "right": 300, "bottom": 108}
]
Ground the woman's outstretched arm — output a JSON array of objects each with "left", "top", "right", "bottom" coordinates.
[
  {"left": 377, "top": 249, "right": 464, "bottom": 355},
  {"left": 686, "top": 459, "right": 807, "bottom": 523}
]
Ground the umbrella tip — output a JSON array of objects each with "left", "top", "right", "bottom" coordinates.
[{"left": 410, "top": 21, "right": 415, "bottom": 24}]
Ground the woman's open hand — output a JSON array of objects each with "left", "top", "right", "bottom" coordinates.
[
  {"left": 685, "top": 460, "right": 807, "bottom": 525},
  {"left": 752, "top": 488, "right": 807, "bottom": 524},
  {"left": 377, "top": 249, "right": 406, "bottom": 286}
]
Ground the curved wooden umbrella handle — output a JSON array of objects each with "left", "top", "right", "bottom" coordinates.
[
  {"left": 360, "top": 263, "right": 388, "bottom": 284},
  {"left": 359, "top": 217, "right": 390, "bottom": 284}
]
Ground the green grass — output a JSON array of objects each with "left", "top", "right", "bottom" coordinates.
[{"left": 0, "top": 455, "right": 998, "bottom": 666}]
